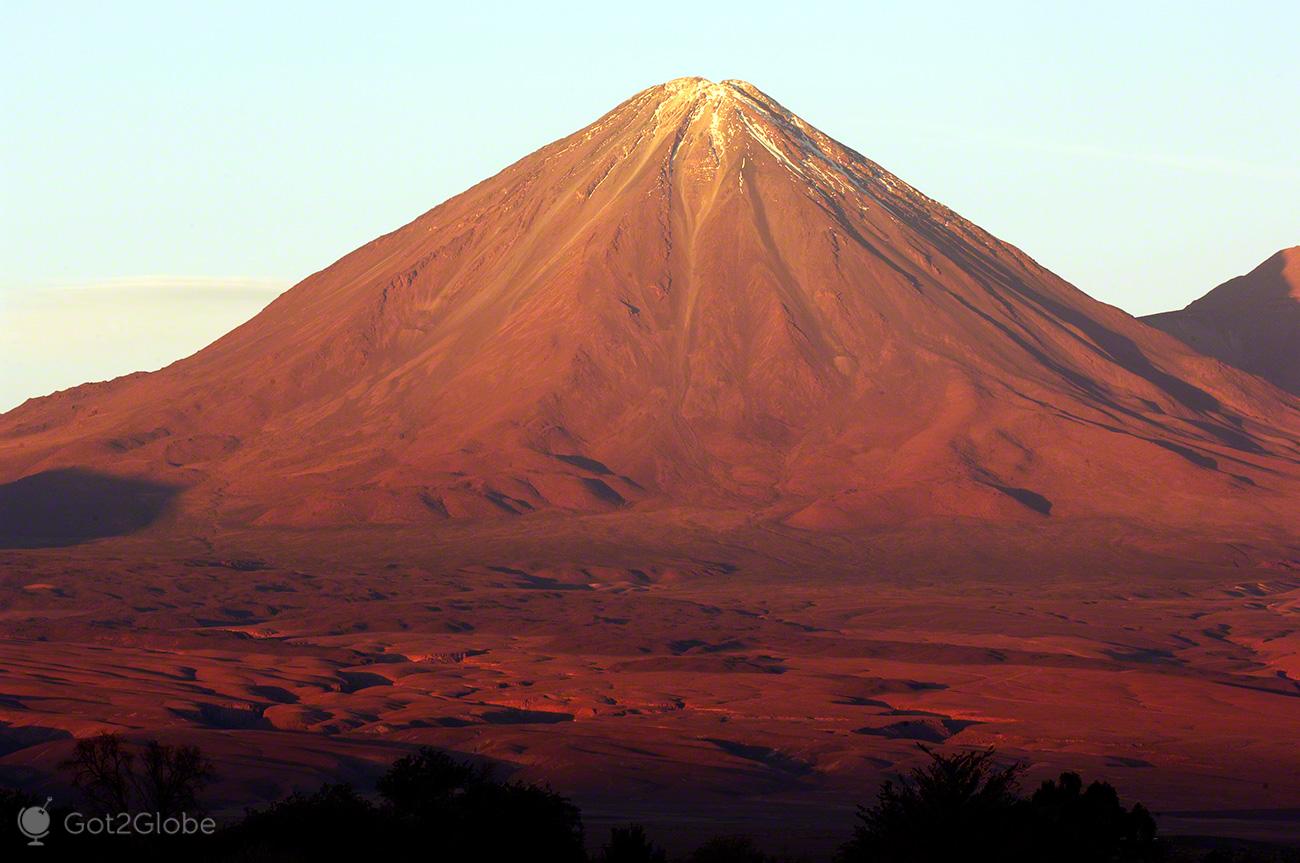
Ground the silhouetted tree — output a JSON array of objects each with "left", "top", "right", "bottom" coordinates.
[
  {"left": 60, "top": 732, "right": 214, "bottom": 817},
  {"left": 137, "top": 739, "right": 216, "bottom": 816},
  {"left": 462, "top": 779, "right": 585, "bottom": 861},
  {"left": 690, "top": 834, "right": 775, "bottom": 863},
  {"left": 214, "top": 782, "right": 387, "bottom": 862},
  {"left": 597, "top": 823, "right": 667, "bottom": 863},
  {"left": 195, "top": 747, "right": 583, "bottom": 861},
  {"left": 376, "top": 745, "right": 492, "bottom": 815},
  {"left": 838, "top": 746, "right": 1023, "bottom": 863},
  {"left": 61, "top": 732, "right": 135, "bottom": 812},
  {"left": 378, "top": 746, "right": 584, "bottom": 862},
  {"left": 1028, "top": 771, "right": 1158, "bottom": 861},
  {"left": 838, "top": 747, "right": 1161, "bottom": 863}
]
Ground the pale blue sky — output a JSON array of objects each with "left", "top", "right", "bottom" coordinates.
[{"left": 2, "top": 1, "right": 1297, "bottom": 410}]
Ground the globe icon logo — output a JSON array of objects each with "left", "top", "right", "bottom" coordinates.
[{"left": 17, "top": 798, "right": 54, "bottom": 846}]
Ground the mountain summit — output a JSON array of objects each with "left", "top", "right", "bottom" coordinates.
[
  {"left": 1144, "top": 247, "right": 1300, "bottom": 396},
  {"left": 3, "top": 79, "right": 1298, "bottom": 534}
]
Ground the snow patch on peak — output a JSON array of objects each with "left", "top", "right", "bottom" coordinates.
[
  {"left": 655, "top": 77, "right": 746, "bottom": 105},
  {"left": 657, "top": 77, "right": 716, "bottom": 97}
]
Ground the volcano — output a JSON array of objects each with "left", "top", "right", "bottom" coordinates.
[
  {"left": 5, "top": 78, "right": 1300, "bottom": 852},
  {"left": 3, "top": 78, "right": 1298, "bottom": 535},
  {"left": 1144, "top": 247, "right": 1300, "bottom": 396}
]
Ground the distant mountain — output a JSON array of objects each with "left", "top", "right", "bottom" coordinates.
[
  {"left": 1144, "top": 247, "right": 1300, "bottom": 395},
  {"left": 3, "top": 78, "right": 1298, "bottom": 536}
]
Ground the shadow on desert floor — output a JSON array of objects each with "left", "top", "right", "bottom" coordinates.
[{"left": 0, "top": 467, "right": 179, "bottom": 548}]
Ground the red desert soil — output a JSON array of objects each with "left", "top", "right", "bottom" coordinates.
[
  {"left": 1144, "top": 246, "right": 1300, "bottom": 396},
  {"left": 0, "top": 79, "right": 1297, "bottom": 852}
]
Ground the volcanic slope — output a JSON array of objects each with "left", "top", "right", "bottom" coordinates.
[
  {"left": 1144, "top": 247, "right": 1300, "bottom": 396},
  {"left": 3, "top": 78, "right": 1298, "bottom": 534}
]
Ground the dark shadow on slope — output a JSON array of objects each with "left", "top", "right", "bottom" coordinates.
[
  {"left": 954, "top": 235, "right": 1223, "bottom": 414},
  {"left": 1144, "top": 249, "right": 1300, "bottom": 395},
  {"left": 1186, "top": 418, "right": 1266, "bottom": 452},
  {"left": 853, "top": 717, "right": 981, "bottom": 743},
  {"left": 479, "top": 708, "right": 574, "bottom": 725},
  {"left": 703, "top": 738, "right": 813, "bottom": 776},
  {"left": 580, "top": 477, "right": 626, "bottom": 505},
  {"left": 552, "top": 453, "right": 614, "bottom": 475},
  {"left": 486, "top": 565, "right": 592, "bottom": 591},
  {"left": 0, "top": 468, "right": 180, "bottom": 548},
  {"left": 1148, "top": 440, "right": 1218, "bottom": 469},
  {"left": 842, "top": 185, "right": 1275, "bottom": 451},
  {"left": 987, "top": 484, "right": 1053, "bottom": 515},
  {"left": 0, "top": 721, "right": 73, "bottom": 757},
  {"left": 168, "top": 702, "right": 270, "bottom": 730}
]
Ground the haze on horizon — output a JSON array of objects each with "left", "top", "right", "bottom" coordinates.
[{"left": 2, "top": 1, "right": 1297, "bottom": 412}]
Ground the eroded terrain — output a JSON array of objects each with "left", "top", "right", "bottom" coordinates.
[{"left": 1, "top": 515, "right": 1297, "bottom": 854}]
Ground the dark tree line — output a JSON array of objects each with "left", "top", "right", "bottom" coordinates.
[{"left": 5, "top": 736, "right": 1294, "bottom": 861}]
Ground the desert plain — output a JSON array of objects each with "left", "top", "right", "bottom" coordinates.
[{"left": 1, "top": 514, "right": 1297, "bottom": 854}]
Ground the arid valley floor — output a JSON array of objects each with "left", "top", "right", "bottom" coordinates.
[{"left": 2, "top": 515, "right": 1297, "bottom": 853}]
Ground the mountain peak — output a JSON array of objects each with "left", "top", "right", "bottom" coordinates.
[
  {"left": 642, "top": 77, "right": 745, "bottom": 120},
  {"left": 3, "top": 81, "right": 1297, "bottom": 532},
  {"left": 658, "top": 75, "right": 717, "bottom": 89},
  {"left": 1189, "top": 244, "right": 1300, "bottom": 310},
  {"left": 642, "top": 77, "right": 777, "bottom": 118},
  {"left": 617, "top": 77, "right": 882, "bottom": 203},
  {"left": 1144, "top": 245, "right": 1300, "bottom": 394},
  {"left": 1273, "top": 244, "right": 1300, "bottom": 272}
]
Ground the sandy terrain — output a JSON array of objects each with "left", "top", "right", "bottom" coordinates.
[{"left": 1, "top": 517, "right": 1297, "bottom": 854}]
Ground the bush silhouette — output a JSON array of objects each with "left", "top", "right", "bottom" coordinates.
[
  {"left": 376, "top": 746, "right": 492, "bottom": 814},
  {"left": 598, "top": 823, "right": 668, "bottom": 863},
  {"left": 378, "top": 746, "right": 584, "bottom": 861},
  {"left": 838, "top": 746, "right": 1022, "bottom": 862},
  {"left": 1028, "top": 771, "right": 1157, "bottom": 861},
  {"left": 211, "top": 746, "right": 584, "bottom": 862},
  {"left": 838, "top": 746, "right": 1159, "bottom": 863},
  {"left": 689, "top": 834, "right": 776, "bottom": 863},
  {"left": 216, "top": 783, "right": 387, "bottom": 861}
]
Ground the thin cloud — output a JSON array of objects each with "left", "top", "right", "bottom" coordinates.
[
  {"left": 21, "top": 275, "right": 291, "bottom": 297},
  {"left": 0, "top": 275, "right": 290, "bottom": 411}
]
